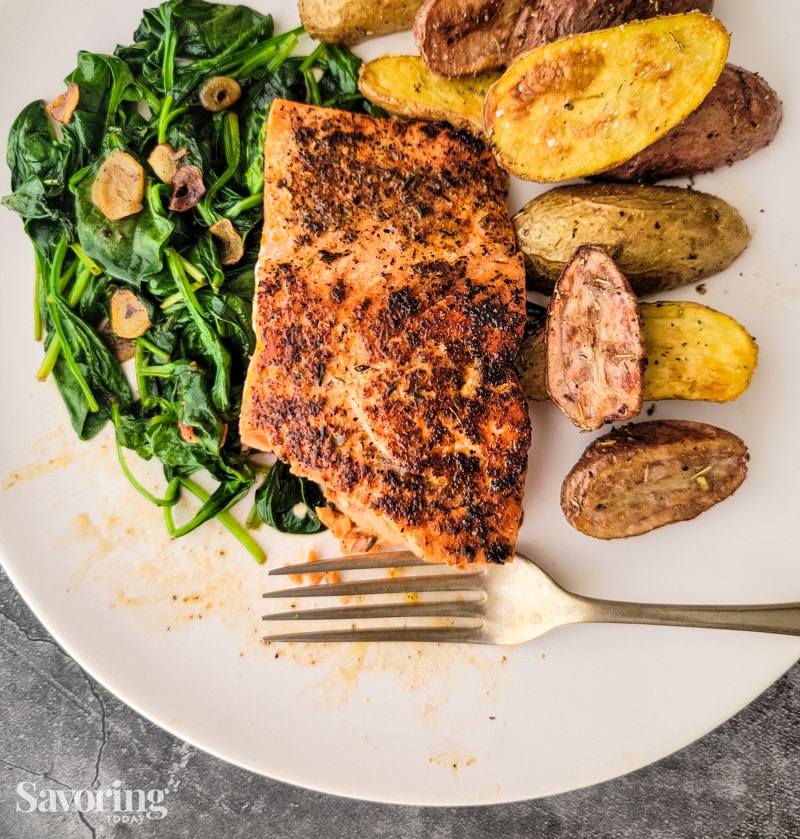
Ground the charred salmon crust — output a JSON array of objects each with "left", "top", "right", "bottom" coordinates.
[{"left": 240, "top": 100, "right": 530, "bottom": 568}]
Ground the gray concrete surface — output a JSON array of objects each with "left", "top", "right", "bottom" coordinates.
[{"left": 2, "top": 563, "right": 799, "bottom": 839}]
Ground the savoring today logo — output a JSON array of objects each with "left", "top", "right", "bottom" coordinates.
[{"left": 16, "top": 780, "right": 170, "bottom": 824}]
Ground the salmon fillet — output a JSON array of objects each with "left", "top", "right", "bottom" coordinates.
[{"left": 240, "top": 100, "right": 530, "bottom": 567}]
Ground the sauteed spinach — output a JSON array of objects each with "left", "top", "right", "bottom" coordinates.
[{"left": 2, "top": 0, "right": 380, "bottom": 560}]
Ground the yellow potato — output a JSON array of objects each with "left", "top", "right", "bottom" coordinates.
[
  {"left": 299, "top": 0, "right": 422, "bottom": 45},
  {"left": 358, "top": 55, "right": 498, "bottom": 135},
  {"left": 483, "top": 12, "right": 730, "bottom": 182}
]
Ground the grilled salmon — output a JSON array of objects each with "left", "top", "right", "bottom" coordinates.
[{"left": 240, "top": 100, "right": 530, "bottom": 567}]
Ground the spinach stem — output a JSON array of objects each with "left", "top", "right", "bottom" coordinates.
[
  {"left": 111, "top": 403, "right": 179, "bottom": 508},
  {"left": 304, "top": 69, "right": 321, "bottom": 106},
  {"left": 299, "top": 42, "right": 326, "bottom": 73},
  {"left": 322, "top": 91, "right": 366, "bottom": 108},
  {"left": 58, "top": 258, "right": 78, "bottom": 295},
  {"left": 266, "top": 33, "right": 299, "bottom": 75},
  {"left": 222, "top": 27, "right": 303, "bottom": 80},
  {"left": 133, "top": 342, "right": 151, "bottom": 404},
  {"left": 225, "top": 191, "right": 262, "bottom": 220},
  {"left": 178, "top": 253, "right": 206, "bottom": 282},
  {"left": 66, "top": 263, "right": 93, "bottom": 308},
  {"left": 157, "top": 94, "right": 175, "bottom": 145},
  {"left": 165, "top": 476, "right": 266, "bottom": 563},
  {"left": 165, "top": 247, "right": 231, "bottom": 412},
  {"left": 160, "top": 9, "right": 177, "bottom": 94},
  {"left": 159, "top": 102, "right": 189, "bottom": 140},
  {"left": 70, "top": 243, "right": 103, "bottom": 275},
  {"left": 37, "top": 262, "right": 95, "bottom": 381},
  {"left": 138, "top": 362, "right": 177, "bottom": 378},
  {"left": 134, "top": 334, "right": 171, "bottom": 362},
  {"left": 42, "top": 241, "right": 99, "bottom": 412},
  {"left": 199, "top": 111, "right": 241, "bottom": 222},
  {"left": 301, "top": 42, "right": 326, "bottom": 106},
  {"left": 33, "top": 250, "right": 45, "bottom": 341},
  {"left": 160, "top": 278, "right": 206, "bottom": 310},
  {"left": 41, "top": 298, "right": 98, "bottom": 411},
  {"left": 37, "top": 338, "right": 62, "bottom": 382}
]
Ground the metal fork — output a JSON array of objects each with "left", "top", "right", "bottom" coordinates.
[{"left": 263, "top": 550, "right": 800, "bottom": 645}]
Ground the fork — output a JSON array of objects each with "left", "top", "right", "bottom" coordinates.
[{"left": 262, "top": 550, "right": 800, "bottom": 645}]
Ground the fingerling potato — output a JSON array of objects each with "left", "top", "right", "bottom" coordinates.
[
  {"left": 483, "top": 12, "right": 730, "bottom": 182},
  {"left": 299, "top": 0, "right": 423, "bottom": 45},
  {"left": 514, "top": 183, "right": 751, "bottom": 296},
  {"left": 516, "top": 301, "right": 758, "bottom": 405},
  {"left": 561, "top": 420, "right": 749, "bottom": 538},
  {"left": 545, "top": 246, "right": 645, "bottom": 431},
  {"left": 358, "top": 55, "right": 498, "bottom": 136},
  {"left": 413, "top": 0, "right": 713, "bottom": 79}
]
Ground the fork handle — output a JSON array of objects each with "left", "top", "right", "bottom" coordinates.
[{"left": 574, "top": 595, "right": 800, "bottom": 637}]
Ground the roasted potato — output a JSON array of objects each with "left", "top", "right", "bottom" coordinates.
[
  {"left": 413, "top": 0, "right": 713, "bottom": 79},
  {"left": 560, "top": 420, "right": 749, "bottom": 538},
  {"left": 514, "top": 183, "right": 752, "bottom": 296},
  {"left": 358, "top": 55, "right": 498, "bottom": 136},
  {"left": 597, "top": 64, "right": 783, "bottom": 182},
  {"left": 545, "top": 246, "right": 645, "bottom": 431},
  {"left": 641, "top": 302, "right": 758, "bottom": 402},
  {"left": 483, "top": 12, "right": 730, "bottom": 183},
  {"left": 298, "top": 0, "right": 423, "bottom": 45},
  {"left": 516, "top": 300, "right": 758, "bottom": 405}
]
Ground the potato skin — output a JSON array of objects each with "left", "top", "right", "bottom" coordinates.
[
  {"left": 561, "top": 420, "right": 749, "bottom": 539},
  {"left": 513, "top": 183, "right": 752, "bottom": 296},
  {"left": 414, "top": 0, "right": 526, "bottom": 78},
  {"left": 599, "top": 65, "right": 783, "bottom": 182},
  {"left": 299, "top": 0, "right": 423, "bottom": 45},
  {"left": 414, "top": 0, "right": 713, "bottom": 79}
]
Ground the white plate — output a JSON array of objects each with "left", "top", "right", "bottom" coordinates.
[{"left": 1, "top": 0, "right": 799, "bottom": 807}]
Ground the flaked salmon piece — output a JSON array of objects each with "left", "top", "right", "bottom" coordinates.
[{"left": 240, "top": 100, "right": 530, "bottom": 568}]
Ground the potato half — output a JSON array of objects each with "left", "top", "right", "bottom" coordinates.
[
  {"left": 299, "top": 0, "right": 423, "bottom": 45},
  {"left": 561, "top": 420, "right": 749, "bottom": 539},
  {"left": 514, "top": 183, "right": 751, "bottom": 296},
  {"left": 483, "top": 12, "right": 730, "bottom": 182},
  {"left": 358, "top": 55, "right": 498, "bottom": 136}
]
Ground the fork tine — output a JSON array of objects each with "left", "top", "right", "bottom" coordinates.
[
  {"left": 263, "top": 571, "right": 484, "bottom": 600},
  {"left": 263, "top": 598, "right": 484, "bottom": 622},
  {"left": 268, "top": 550, "right": 428, "bottom": 575},
  {"left": 263, "top": 626, "right": 485, "bottom": 644}
]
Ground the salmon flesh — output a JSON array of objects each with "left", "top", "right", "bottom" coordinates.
[{"left": 240, "top": 100, "right": 530, "bottom": 567}]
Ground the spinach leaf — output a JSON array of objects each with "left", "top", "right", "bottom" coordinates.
[
  {"left": 48, "top": 295, "right": 134, "bottom": 439},
  {"left": 2, "top": 102, "right": 74, "bottom": 243},
  {"left": 5, "top": 101, "right": 69, "bottom": 194},
  {"left": 3, "top": 0, "right": 383, "bottom": 557},
  {"left": 62, "top": 52, "right": 146, "bottom": 164},
  {"left": 255, "top": 461, "right": 327, "bottom": 535},
  {"left": 71, "top": 167, "right": 173, "bottom": 285}
]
